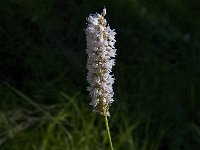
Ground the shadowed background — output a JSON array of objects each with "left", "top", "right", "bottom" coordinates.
[{"left": 0, "top": 0, "right": 200, "bottom": 149}]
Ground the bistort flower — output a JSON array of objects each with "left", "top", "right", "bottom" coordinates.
[{"left": 85, "top": 8, "right": 116, "bottom": 116}]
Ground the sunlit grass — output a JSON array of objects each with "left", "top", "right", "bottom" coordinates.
[
  {"left": 0, "top": 83, "right": 164, "bottom": 150},
  {"left": 1, "top": 82, "right": 199, "bottom": 150}
]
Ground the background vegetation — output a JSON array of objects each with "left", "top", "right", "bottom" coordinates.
[{"left": 0, "top": 0, "right": 200, "bottom": 149}]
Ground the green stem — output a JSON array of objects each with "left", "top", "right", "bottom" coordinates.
[{"left": 104, "top": 115, "right": 114, "bottom": 150}]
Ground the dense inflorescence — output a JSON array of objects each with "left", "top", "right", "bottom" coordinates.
[{"left": 86, "top": 8, "right": 116, "bottom": 116}]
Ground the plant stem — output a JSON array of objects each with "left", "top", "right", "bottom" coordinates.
[{"left": 104, "top": 115, "right": 114, "bottom": 150}]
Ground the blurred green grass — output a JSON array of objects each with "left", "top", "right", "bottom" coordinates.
[{"left": 0, "top": 0, "right": 200, "bottom": 149}]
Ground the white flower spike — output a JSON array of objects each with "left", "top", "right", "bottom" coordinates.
[{"left": 86, "top": 8, "right": 116, "bottom": 116}]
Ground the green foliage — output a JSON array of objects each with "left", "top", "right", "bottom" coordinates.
[{"left": 0, "top": 0, "right": 200, "bottom": 149}]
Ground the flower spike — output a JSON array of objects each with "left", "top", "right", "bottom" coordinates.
[{"left": 86, "top": 8, "right": 116, "bottom": 116}]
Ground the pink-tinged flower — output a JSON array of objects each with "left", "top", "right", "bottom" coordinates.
[{"left": 86, "top": 8, "right": 116, "bottom": 116}]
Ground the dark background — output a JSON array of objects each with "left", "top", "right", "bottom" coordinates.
[{"left": 0, "top": 0, "right": 200, "bottom": 149}]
